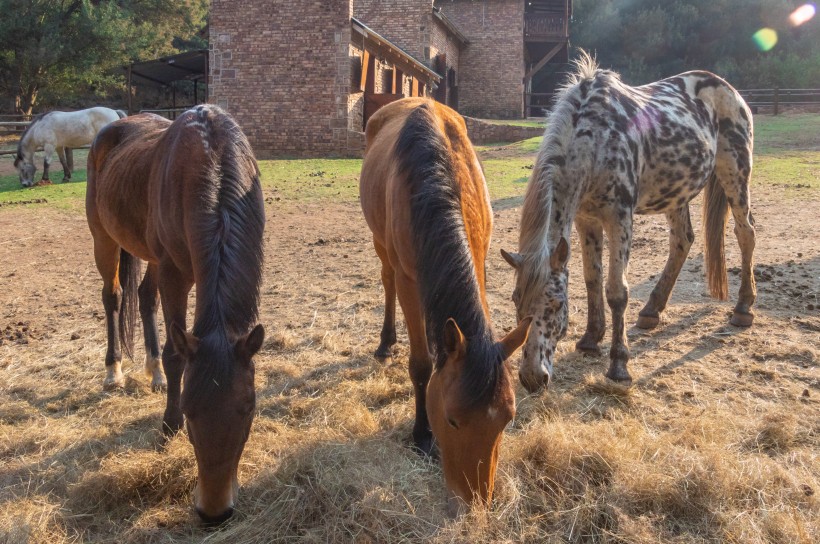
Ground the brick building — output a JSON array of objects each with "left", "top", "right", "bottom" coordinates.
[{"left": 209, "top": 0, "right": 571, "bottom": 157}]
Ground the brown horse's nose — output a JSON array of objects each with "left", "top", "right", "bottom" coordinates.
[{"left": 195, "top": 506, "right": 234, "bottom": 527}]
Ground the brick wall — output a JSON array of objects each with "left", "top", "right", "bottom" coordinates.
[
  {"left": 210, "top": 0, "right": 360, "bottom": 158},
  {"left": 437, "top": 0, "right": 524, "bottom": 118},
  {"left": 429, "top": 17, "right": 462, "bottom": 107},
  {"left": 354, "top": 0, "right": 432, "bottom": 60}
]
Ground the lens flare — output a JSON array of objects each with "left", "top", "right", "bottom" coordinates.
[
  {"left": 752, "top": 28, "right": 778, "bottom": 51},
  {"left": 789, "top": 4, "right": 816, "bottom": 27}
]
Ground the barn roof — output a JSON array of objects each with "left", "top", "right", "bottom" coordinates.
[
  {"left": 352, "top": 18, "right": 442, "bottom": 84},
  {"left": 124, "top": 49, "right": 208, "bottom": 87}
]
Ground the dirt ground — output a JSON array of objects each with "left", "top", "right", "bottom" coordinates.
[{"left": 0, "top": 176, "right": 818, "bottom": 541}]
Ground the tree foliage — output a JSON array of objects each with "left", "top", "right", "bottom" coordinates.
[
  {"left": 0, "top": 0, "right": 207, "bottom": 114},
  {"left": 571, "top": 0, "right": 820, "bottom": 88}
]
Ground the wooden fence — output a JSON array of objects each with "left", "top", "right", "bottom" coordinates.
[
  {"left": 525, "top": 88, "right": 820, "bottom": 117},
  {"left": 736, "top": 88, "right": 820, "bottom": 115}
]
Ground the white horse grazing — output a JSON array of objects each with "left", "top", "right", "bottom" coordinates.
[{"left": 14, "top": 107, "right": 126, "bottom": 187}]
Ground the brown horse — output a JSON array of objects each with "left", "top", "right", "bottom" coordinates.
[
  {"left": 359, "top": 98, "right": 531, "bottom": 512},
  {"left": 86, "top": 106, "right": 265, "bottom": 524}
]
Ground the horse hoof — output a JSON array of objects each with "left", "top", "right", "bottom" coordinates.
[
  {"left": 151, "top": 380, "right": 168, "bottom": 393},
  {"left": 635, "top": 314, "right": 660, "bottom": 330},
  {"left": 575, "top": 339, "right": 602, "bottom": 355},
  {"left": 162, "top": 417, "right": 184, "bottom": 436},
  {"left": 103, "top": 376, "right": 125, "bottom": 390},
  {"left": 374, "top": 347, "right": 392, "bottom": 362},
  {"left": 412, "top": 433, "right": 436, "bottom": 459},
  {"left": 605, "top": 367, "right": 633, "bottom": 386},
  {"left": 730, "top": 311, "right": 754, "bottom": 327},
  {"left": 61, "top": 177, "right": 70, "bottom": 183}
]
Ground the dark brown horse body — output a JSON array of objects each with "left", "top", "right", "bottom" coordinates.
[
  {"left": 86, "top": 106, "right": 265, "bottom": 524},
  {"left": 359, "top": 98, "right": 530, "bottom": 512}
]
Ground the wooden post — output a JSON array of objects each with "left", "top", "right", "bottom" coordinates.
[
  {"left": 773, "top": 87, "right": 780, "bottom": 116},
  {"left": 411, "top": 78, "right": 419, "bottom": 97},
  {"left": 360, "top": 50, "right": 371, "bottom": 92},
  {"left": 127, "top": 65, "right": 133, "bottom": 115},
  {"left": 394, "top": 69, "right": 403, "bottom": 96}
]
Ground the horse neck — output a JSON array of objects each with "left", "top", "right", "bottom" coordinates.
[{"left": 520, "top": 155, "right": 581, "bottom": 259}]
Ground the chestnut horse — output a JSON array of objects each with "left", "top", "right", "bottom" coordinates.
[
  {"left": 86, "top": 105, "right": 265, "bottom": 524},
  {"left": 359, "top": 98, "right": 531, "bottom": 512}
]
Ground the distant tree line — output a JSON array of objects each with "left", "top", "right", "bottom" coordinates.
[
  {"left": 571, "top": 0, "right": 820, "bottom": 88},
  {"left": 0, "top": 0, "right": 207, "bottom": 114}
]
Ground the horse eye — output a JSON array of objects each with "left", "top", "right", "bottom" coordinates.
[{"left": 447, "top": 418, "right": 459, "bottom": 429}]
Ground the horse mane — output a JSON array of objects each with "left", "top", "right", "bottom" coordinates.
[
  {"left": 15, "top": 112, "right": 48, "bottom": 162},
  {"left": 517, "top": 49, "right": 610, "bottom": 310},
  {"left": 186, "top": 106, "right": 265, "bottom": 402},
  {"left": 395, "top": 101, "right": 502, "bottom": 410}
]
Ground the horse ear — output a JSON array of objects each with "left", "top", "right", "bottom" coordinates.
[
  {"left": 550, "top": 237, "right": 570, "bottom": 271},
  {"left": 443, "top": 318, "right": 466, "bottom": 359},
  {"left": 500, "top": 249, "right": 523, "bottom": 270},
  {"left": 170, "top": 323, "right": 199, "bottom": 359},
  {"left": 237, "top": 324, "right": 265, "bottom": 359},
  {"left": 499, "top": 316, "right": 532, "bottom": 361}
]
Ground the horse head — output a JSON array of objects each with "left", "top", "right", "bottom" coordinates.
[
  {"left": 172, "top": 323, "right": 264, "bottom": 525},
  {"left": 502, "top": 237, "right": 570, "bottom": 393},
  {"left": 425, "top": 316, "right": 531, "bottom": 515},
  {"left": 14, "top": 152, "right": 36, "bottom": 187}
]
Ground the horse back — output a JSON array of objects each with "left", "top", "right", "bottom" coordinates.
[
  {"left": 87, "top": 114, "right": 171, "bottom": 261},
  {"left": 360, "top": 98, "right": 491, "bottom": 300}
]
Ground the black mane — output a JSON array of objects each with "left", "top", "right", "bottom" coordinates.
[
  {"left": 395, "top": 102, "right": 503, "bottom": 409},
  {"left": 184, "top": 106, "right": 265, "bottom": 402}
]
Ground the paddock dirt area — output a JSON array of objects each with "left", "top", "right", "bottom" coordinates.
[{"left": 0, "top": 131, "right": 818, "bottom": 541}]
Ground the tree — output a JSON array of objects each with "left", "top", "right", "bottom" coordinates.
[
  {"left": 0, "top": 0, "right": 207, "bottom": 114},
  {"left": 571, "top": 0, "right": 820, "bottom": 88}
]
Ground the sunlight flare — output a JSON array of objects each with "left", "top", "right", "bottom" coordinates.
[
  {"left": 789, "top": 3, "right": 816, "bottom": 27},
  {"left": 752, "top": 28, "right": 778, "bottom": 51}
]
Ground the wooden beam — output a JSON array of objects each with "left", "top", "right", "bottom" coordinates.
[
  {"left": 360, "top": 50, "right": 371, "bottom": 92},
  {"left": 392, "top": 68, "right": 403, "bottom": 95},
  {"left": 411, "top": 78, "right": 419, "bottom": 97},
  {"left": 523, "top": 40, "right": 566, "bottom": 83}
]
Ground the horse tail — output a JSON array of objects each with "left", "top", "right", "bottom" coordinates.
[
  {"left": 115, "top": 109, "right": 127, "bottom": 119},
  {"left": 118, "top": 248, "right": 142, "bottom": 359},
  {"left": 702, "top": 171, "right": 729, "bottom": 300}
]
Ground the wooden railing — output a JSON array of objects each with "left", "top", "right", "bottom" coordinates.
[
  {"left": 736, "top": 88, "right": 820, "bottom": 115},
  {"left": 525, "top": 14, "right": 568, "bottom": 40}
]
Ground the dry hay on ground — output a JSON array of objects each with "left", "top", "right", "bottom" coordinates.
[{"left": 0, "top": 181, "right": 817, "bottom": 543}]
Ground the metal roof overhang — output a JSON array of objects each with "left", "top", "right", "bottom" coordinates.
[
  {"left": 124, "top": 49, "right": 208, "bottom": 87},
  {"left": 351, "top": 18, "right": 441, "bottom": 85}
]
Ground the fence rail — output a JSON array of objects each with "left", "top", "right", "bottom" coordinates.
[{"left": 736, "top": 88, "right": 820, "bottom": 115}]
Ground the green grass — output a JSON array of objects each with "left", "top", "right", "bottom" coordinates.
[
  {"left": 478, "top": 118, "right": 546, "bottom": 128},
  {"left": 0, "top": 114, "right": 816, "bottom": 211},
  {"left": 0, "top": 149, "right": 90, "bottom": 210}
]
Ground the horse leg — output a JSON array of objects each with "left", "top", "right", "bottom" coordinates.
[
  {"left": 139, "top": 263, "right": 167, "bottom": 392},
  {"left": 603, "top": 215, "right": 633, "bottom": 385},
  {"left": 56, "top": 147, "right": 71, "bottom": 182},
  {"left": 158, "top": 262, "right": 193, "bottom": 435},
  {"left": 636, "top": 206, "right": 695, "bottom": 329},
  {"left": 395, "top": 271, "right": 434, "bottom": 456},
  {"left": 575, "top": 217, "right": 605, "bottom": 353},
  {"left": 373, "top": 241, "right": 397, "bottom": 360},
  {"left": 92, "top": 233, "right": 125, "bottom": 390},
  {"left": 723, "top": 176, "right": 756, "bottom": 327},
  {"left": 66, "top": 148, "right": 74, "bottom": 176},
  {"left": 41, "top": 144, "right": 55, "bottom": 183}
]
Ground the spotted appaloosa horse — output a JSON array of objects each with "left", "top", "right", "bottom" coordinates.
[
  {"left": 359, "top": 98, "right": 531, "bottom": 512},
  {"left": 87, "top": 105, "right": 265, "bottom": 524},
  {"left": 502, "top": 52, "right": 756, "bottom": 392}
]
